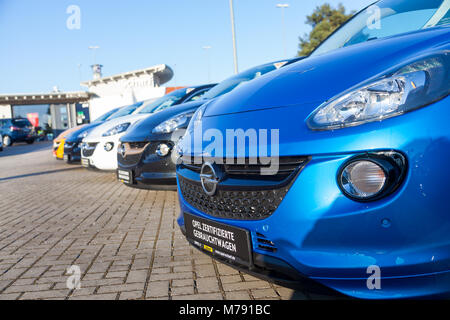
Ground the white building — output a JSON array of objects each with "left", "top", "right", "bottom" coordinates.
[{"left": 81, "top": 64, "right": 174, "bottom": 120}]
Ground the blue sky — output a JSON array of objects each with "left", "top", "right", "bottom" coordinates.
[{"left": 0, "top": 0, "right": 374, "bottom": 93}]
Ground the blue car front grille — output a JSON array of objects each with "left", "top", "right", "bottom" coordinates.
[{"left": 178, "top": 157, "right": 309, "bottom": 220}]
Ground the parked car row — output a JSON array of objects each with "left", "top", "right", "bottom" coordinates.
[{"left": 54, "top": 0, "right": 450, "bottom": 299}]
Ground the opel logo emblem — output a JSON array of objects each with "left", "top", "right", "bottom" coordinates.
[
  {"left": 118, "top": 144, "right": 126, "bottom": 158},
  {"left": 200, "top": 162, "right": 220, "bottom": 196}
]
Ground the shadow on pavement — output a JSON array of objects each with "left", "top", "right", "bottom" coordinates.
[
  {"left": 0, "top": 167, "right": 83, "bottom": 182},
  {"left": 0, "top": 141, "right": 53, "bottom": 158}
]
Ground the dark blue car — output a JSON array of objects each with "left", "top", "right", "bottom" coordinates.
[
  {"left": 176, "top": 0, "right": 450, "bottom": 299},
  {"left": 0, "top": 118, "right": 36, "bottom": 147},
  {"left": 63, "top": 106, "right": 123, "bottom": 163}
]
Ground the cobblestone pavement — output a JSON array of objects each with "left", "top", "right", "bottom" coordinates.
[{"left": 0, "top": 142, "right": 341, "bottom": 300}]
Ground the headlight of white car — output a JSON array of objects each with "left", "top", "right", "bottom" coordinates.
[
  {"left": 307, "top": 54, "right": 450, "bottom": 130},
  {"left": 153, "top": 111, "right": 195, "bottom": 134},
  {"left": 102, "top": 123, "right": 130, "bottom": 137}
]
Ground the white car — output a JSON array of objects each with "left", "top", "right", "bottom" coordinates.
[{"left": 81, "top": 86, "right": 211, "bottom": 171}]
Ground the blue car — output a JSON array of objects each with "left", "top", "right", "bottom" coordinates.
[
  {"left": 0, "top": 118, "right": 36, "bottom": 147},
  {"left": 176, "top": 0, "right": 450, "bottom": 299}
]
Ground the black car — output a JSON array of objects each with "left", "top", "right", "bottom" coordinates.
[
  {"left": 117, "top": 59, "right": 302, "bottom": 189},
  {"left": 0, "top": 118, "right": 36, "bottom": 147}
]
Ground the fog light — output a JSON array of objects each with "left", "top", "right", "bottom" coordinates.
[
  {"left": 104, "top": 142, "right": 114, "bottom": 152},
  {"left": 338, "top": 151, "right": 407, "bottom": 201},
  {"left": 341, "top": 161, "right": 386, "bottom": 199},
  {"left": 156, "top": 143, "right": 171, "bottom": 157}
]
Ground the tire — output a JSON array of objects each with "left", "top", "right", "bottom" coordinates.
[
  {"left": 26, "top": 139, "right": 35, "bottom": 145},
  {"left": 3, "top": 135, "right": 12, "bottom": 147}
]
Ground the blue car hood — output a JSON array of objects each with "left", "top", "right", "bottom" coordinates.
[
  {"left": 120, "top": 100, "right": 207, "bottom": 142},
  {"left": 204, "top": 26, "right": 450, "bottom": 118}
]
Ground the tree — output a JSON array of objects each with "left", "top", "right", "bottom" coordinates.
[{"left": 298, "top": 3, "right": 353, "bottom": 56}]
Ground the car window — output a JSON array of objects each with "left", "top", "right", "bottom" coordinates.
[
  {"left": 201, "top": 63, "right": 279, "bottom": 100},
  {"left": 93, "top": 107, "right": 121, "bottom": 122},
  {"left": 12, "top": 119, "right": 32, "bottom": 127},
  {"left": 311, "top": 0, "right": 449, "bottom": 57},
  {"left": 107, "top": 102, "right": 144, "bottom": 120},
  {"left": 137, "top": 88, "right": 188, "bottom": 114},
  {"left": 185, "top": 88, "right": 210, "bottom": 102}
]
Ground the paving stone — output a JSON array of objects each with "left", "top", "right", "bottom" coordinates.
[
  {"left": 146, "top": 281, "right": 169, "bottom": 298},
  {"left": 20, "top": 289, "right": 69, "bottom": 300},
  {"left": 119, "top": 290, "right": 143, "bottom": 300},
  {"left": 171, "top": 285, "right": 194, "bottom": 296},
  {"left": 196, "top": 277, "right": 220, "bottom": 293},
  {"left": 69, "top": 293, "right": 118, "bottom": 300},
  {"left": 0, "top": 293, "right": 20, "bottom": 300},
  {"left": 220, "top": 275, "right": 242, "bottom": 284},
  {"left": 126, "top": 270, "right": 148, "bottom": 283},
  {"left": 225, "top": 290, "right": 251, "bottom": 300},
  {"left": 172, "top": 279, "right": 193, "bottom": 287},
  {"left": 222, "top": 281, "right": 272, "bottom": 292},
  {"left": 250, "top": 288, "right": 279, "bottom": 299},
  {"left": 172, "top": 293, "right": 223, "bottom": 300}
]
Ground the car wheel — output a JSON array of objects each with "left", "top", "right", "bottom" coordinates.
[
  {"left": 26, "top": 139, "right": 35, "bottom": 145},
  {"left": 3, "top": 135, "right": 12, "bottom": 147}
]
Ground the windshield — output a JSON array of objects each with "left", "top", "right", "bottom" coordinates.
[
  {"left": 107, "top": 101, "right": 144, "bottom": 120},
  {"left": 92, "top": 107, "right": 121, "bottom": 123},
  {"left": 312, "top": 0, "right": 449, "bottom": 57},
  {"left": 12, "top": 119, "right": 32, "bottom": 128},
  {"left": 138, "top": 88, "right": 188, "bottom": 114},
  {"left": 201, "top": 62, "right": 285, "bottom": 100}
]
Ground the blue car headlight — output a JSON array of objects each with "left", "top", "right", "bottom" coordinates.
[
  {"left": 78, "top": 130, "right": 89, "bottom": 139},
  {"left": 153, "top": 111, "right": 195, "bottom": 134},
  {"left": 185, "top": 101, "right": 213, "bottom": 135},
  {"left": 102, "top": 123, "right": 130, "bottom": 137},
  {"left": 307, "top": 53, "right": 450, "bottom": 130}
]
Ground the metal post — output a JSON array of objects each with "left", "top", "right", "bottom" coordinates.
[
  {"left": 88, "top": 46, "right": 100, "bottom": 65},
  {"left": 276, "top": 4, "right": 289, "bottom": 57},
  {"left": 229, "top": 0, "right": 239, "bottom": 74}
]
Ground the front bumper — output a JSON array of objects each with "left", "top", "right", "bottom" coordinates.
[
  {"left": 177, "top": 96, "right": 450, "bottom": 299},
  {"left": 117, "top": 140, "right": 177, "bottom": 189},
  {"left": 64, "top": 140, "right": 82, "bottom": 163},
  {"left": 55, "top": 139, "right": 65, "bottom": 160},
  {"left": 82, "top": 135, "right": 123, "bottom": 171},
  {"left": 179, "top": 224, "right": 344, "bottom": 296}
]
